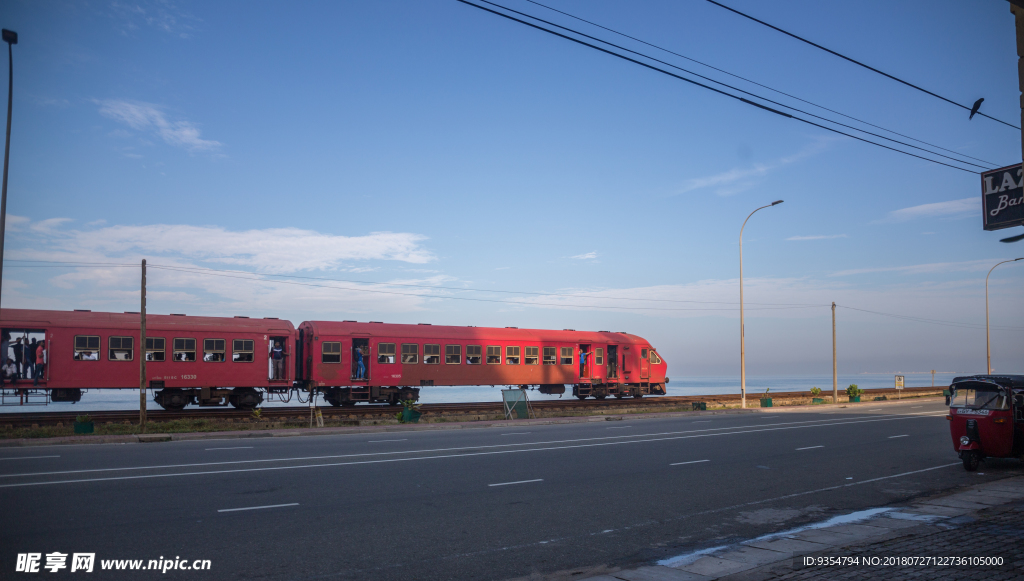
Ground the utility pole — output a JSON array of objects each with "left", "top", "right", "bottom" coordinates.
[
  {"left": 0, "top": 29, "right": 18, "bottom": 310},
  {"left": 1013, "top": 2, "right": 1024, "bottom": 165},
  {"left": 832, "top": 302, "right": 837, "bottom": 404},
  {"left": 739, "top": 200, "right": 783, "bottom": 408},
  {"left": 140, "top": 259, "right": 147, "bottom": 432},
  {"left": 931, "top": 369, "right": 936, "bottom": 387}
]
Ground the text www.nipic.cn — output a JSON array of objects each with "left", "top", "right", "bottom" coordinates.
[{"left": 16, "top": 553, "right": 212, "bottom": 573}]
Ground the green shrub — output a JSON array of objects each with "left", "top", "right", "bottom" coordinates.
[
  {"left": 846, "top": 384, "right": 862, "bottom": 397},
  {"left": 810, "top": 387, "right": 822, "bottom": 396}
]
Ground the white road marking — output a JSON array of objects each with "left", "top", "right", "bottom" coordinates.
[
  {"left": 0, "top": 455, "right": 60, "bottom": 461},
  {"left": 868, "top": 408, "right": 882, "bottom": 411},
  {"left": 367, "top": 439, "right": 407, "bottom": 443},
  {"left": 489, "top": 479, "right": 543, "bottom": 487},
  {"left": 692, "top": 420, "right": 712, "bottom": 423},
  {"left": 0, "top": 413, "right": 946, "bottom": 485},
  {"left": 888, "top": 435, "right": 909, "bottom": 439},
  {"left": 218, "top": 503, "right": 299, "bottom": 513},
  {"left": 606, "top": 426, "right": 632, "bottom": 429},
  {"left": 670, "top": 460, "right": 710, "bottom": 466},
  {"left": 205, "top": 447, "right": 253, "bottom": 451},
  {"left": 501, "top": 433, "right": 531, "bottom": 436},
  {"left": 911, "top": 406, "right": 923, "bottom": 409},
  {"left": 796, "top": 446, "right": 824, "bottom": 450}
]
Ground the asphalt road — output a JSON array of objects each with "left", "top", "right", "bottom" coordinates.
[{"left": 2, "top": 398, "right": 1021, "bottom": 580}]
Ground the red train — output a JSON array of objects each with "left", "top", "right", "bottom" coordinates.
[{"left": 0, "top": 308, "right": 668, "bottom": 410}]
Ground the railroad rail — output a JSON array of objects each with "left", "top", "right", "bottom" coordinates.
[{"left": 0, "top": 387, "right": 943, "bottom": 428}]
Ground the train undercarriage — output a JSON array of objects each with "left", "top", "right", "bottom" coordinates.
[
  {"left": 321, "top": 386, "right": 421, "bottom": 407},
  {"left": 573, "top": 383, "right": 666, "bottom": 400}
]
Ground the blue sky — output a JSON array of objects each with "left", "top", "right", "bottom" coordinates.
[{"left": 2, "top": 0, "right": 1023, "bottom": 377}]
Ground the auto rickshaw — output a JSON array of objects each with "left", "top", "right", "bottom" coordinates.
[{"left": 947, "top": 375, "right": 1024, "bottom": 471}]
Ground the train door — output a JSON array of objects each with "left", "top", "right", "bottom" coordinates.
[
  {"left": 640, "top": 347, "right": 650, "bottom": 380},
  {"left": 606, "top": 345, "right": 618, "bottom": 379},
  {"left": 269, "top": 335, "right": 290, "bottom": 382},
  {"left": 578, "top": 343, "right": 591, "bottom": 380},
  {"left": 351, "top": 338, "right": 370, "bottom": 382}
]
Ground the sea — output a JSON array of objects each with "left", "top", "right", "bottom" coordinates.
[{"left": 0, "top": 372, "right": 962, "bottom": 414}]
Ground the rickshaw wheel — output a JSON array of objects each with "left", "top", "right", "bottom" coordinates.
[{"left": 962, "top": 451, "right": 980, "bottom": 472}]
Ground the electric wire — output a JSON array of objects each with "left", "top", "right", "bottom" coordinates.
[
  {"left": 836, "top": 305, "right": 1023, "bottom": 331},
  {"left": 705, "top": 0, "right": 1020, "bottom": 130},
  {"left": 477, "top": 0, "right": 990, "bottom": 169},
  {"left": 523, "top": 0, "right": 999, "bottom": 167},
  {"left": 456, "top": 0, "right": 978, "bottom": 173},
  {"left": 5, "top": 259, "right": 822, "bottom": 307}
]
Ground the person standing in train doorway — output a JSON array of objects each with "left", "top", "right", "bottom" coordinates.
[
  {"left": 33, "top": 340, "right": 46, "bottom": 386},
  {"left": 13, "top": 337, "right": 23, "bottom": 378},
  {"left": 354, "top": 347, "right": 365, "bottom": 380},
  {"left": 25, "top": 338, "right": 37, "bottom": 380},
  {"left": 271, "top": 341, "right": 285, "bottom": 380}
]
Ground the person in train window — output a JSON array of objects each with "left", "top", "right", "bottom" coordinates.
[
  {"left": 271, "top": 341, "right": 285, "bottom": 379},
  {"left": 84, "top": 351, "right": 98, "bottom": 361},
  {"left": 354, "top": 347, "right": 366, "bottom": 379}
]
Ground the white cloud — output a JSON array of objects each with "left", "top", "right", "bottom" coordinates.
[
  {"left": 570, "top": 252, "right": 598, "bottom": 260},
  {"left": 675, "top": 138, "right": 835, "bottom": 197},
  {"left": 97, "top": 100, "right": 222, "bottom": 152},
  {"left": 876, "top": 198, "right": 976, "bottom": 223},
  {"left": 786, "top": 234, "right": 848, "bottom": 241},
  {"left": 830, "top": 259, "right": 1001, "bottom": 277}
]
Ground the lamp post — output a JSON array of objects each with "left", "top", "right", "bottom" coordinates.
[
  {"left": 0, "top": 29, "right": 17, "bottom": 310},
  {"left": 739, "top": 200, "right": 783, "bottom": 408},
  {"left": 985, "top": 257, "right": 1022, "bottom": 374}
]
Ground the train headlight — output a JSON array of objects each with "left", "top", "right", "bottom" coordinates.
[{"left": 959, "top": 436, "right": 970, "bottom": 446}]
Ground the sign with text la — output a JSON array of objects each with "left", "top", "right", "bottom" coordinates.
[{"left": 981, "top": 164, "right": 1024, "bottom": 231}]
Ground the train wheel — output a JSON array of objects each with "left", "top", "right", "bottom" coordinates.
[
  {"left": 341, "top": 400, "right": 357, "bottom": 407},
  {"left": 576, "top": 395, "right": 587, "bottom": 400},
  {"left": 614, "top": 394, "right": 625, "bottom": 399},
  {"left": 326, "top": 399, "right": 342, "bottom": 407},
  {"left": 633, "top": 393, "right": 643, "bottom": 399},
  {"left": 154, "top": 389, "right": 188, "bottom": 411},
  {"left": 594, "top": 395, "right": 607, "bottom": 401},
  {"left": 230, "top": 388, "right": 262, "bottom": 411}
]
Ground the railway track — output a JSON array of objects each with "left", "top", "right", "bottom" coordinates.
[{"left": 0, "top": 387, "right": 942, "bottom": 428}]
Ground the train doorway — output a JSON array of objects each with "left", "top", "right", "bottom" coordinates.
[
  {"left": 269, "top": 335, "right": 289, "bottom": 382},
  {"left": 606, "top": 345, "right": 618, "bottom": 379},
  {"left": 578, "top": 344, "right": 591, "bottom": 380},
  {"left": 351, "top": 338, "right": 369, "bottom": 381},
  {"left": 640, "top": 348, "right": 650, "bottom": 380}
]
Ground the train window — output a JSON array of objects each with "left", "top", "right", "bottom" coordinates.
[
  {"left": 560, "top": 347, "right": 573, "bottom": 365},
  {"left": 641, "top": 348, "right": 648, "bottom": 359},
  {"left": 505, "top": 346, "right": 520, "bottom": 365},
  {"left": 203, "top": 339, "right": 226, "bottom": 362},
  {"left": 378, "top": 343, "right": 396, "bottom": 364},
  {"left": 525, "top": 346, "right": 539, "bottom": 365},
  {"left": 73, "top": 335, "right": 101, "bottom": 361},
  {"left": 401, "top": 343, "right": 418, "bottom": 364},
  {"left": 486, "top": 346, "right": 501, "bottom": 364},
  {"left": 108, "top": 336, "right": 134, "bottom": 361},
  {"left": 595, "top": 348, "right": 604, "bottom": 365},
  {"left": 146, "top": 337, "right": 166, "bottom": 362},
  {"left": 233, "top": 339, "right": 254, "bottom": 362},
  {"left": 543, "top": 347, "right": 556, "bottom": 365},
  {"left": 322, "top": 342, "right": 341, "bottom": 363},
  {"left": 650, "top": 350, "right": 662, "bottom": 364},
  {"left": 173, "top": 338, "right": 197, "bottom": 362},
  {"left": 445, "top": 345, "right": 462, "bottom": 364},
  {"left": 466, "top": 345, "right": 481, "bottom": 364},
  {"left": 424, "top": 344, "right": 440, "bottom": 364}
]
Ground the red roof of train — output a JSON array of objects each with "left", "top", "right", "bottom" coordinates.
[
  {"left": 301, "top": 320, "right": 648, "bottom": 344},
  {"left": 0, "top": 308, "right": 295, "bottom": 334}
]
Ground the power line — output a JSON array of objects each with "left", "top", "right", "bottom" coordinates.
[
  {"left": 836, "top": 305, "right": 1024, "bottom": 331},
  {"left": 5, "top": 259, "right": 823, "bottom": 306},
  {"left": 705, "top": 0, "right": 1020, "bottom": 130},
  {"left": 479, "top": 0, "right": 992, "bottom": 170},
  {"left": 523, "top": 0, "right": 1000, "bottom": 167},
  {"left": 456, "top": 0, "right": 979, "bottom": 173}
]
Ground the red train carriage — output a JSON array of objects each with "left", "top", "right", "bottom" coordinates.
[
  {"left": 0, "top": 309, "right": 295, "bottom": 410},
  {"left": 297, "top": 321, "right": 668, "bottom": 406}
]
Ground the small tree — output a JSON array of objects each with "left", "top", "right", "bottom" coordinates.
[
  {"left": 810, "top": 387, "right": 822, "bottom": 396},
  {"left": 846, "top": 384, "right": 862, "bottom": 397}
]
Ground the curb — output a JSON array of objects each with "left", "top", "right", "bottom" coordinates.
[
  {"left": 582, "top": 475, "right": 1024, "bottom": 581},
  {"left": 0, "top": 396, "right": 944, "bottom": 447}
]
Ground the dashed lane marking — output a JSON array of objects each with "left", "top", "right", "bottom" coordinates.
[
  {"left": 796, "top": 445, "right": 824, "bottom": 451},
  {"left": 218, "top": 503, "right": 299, "bottom": 513},
  {"left": 205, "top": 447, "right": 253, "bottom": 451},
  {"left": 0, "top": 455, "right": 60, "bottom": 461},
  {"left": 367, "top": 439, "right": 407, "bottom": 443},
  {"left": 888, "top": 435, "right": 909, "bottom": 439},
  {"left": 501, "top": 433, "right": 531, "bottom": 436},
  {"left": 489, "top": 479, "right": 543, "bottom": 487},
  {"left": 670, "top": 460, "right": 710, "bottom": 466}
]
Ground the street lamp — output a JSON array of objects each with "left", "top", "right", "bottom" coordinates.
[
  {"left": 0, "top": 28, "right": 17, "bottom": 310},
  {"left": 739, "top": 199, "right": 783, "bottom": 408},
  {"left": 985, "top": 257, "right": 1022, "bottom": 374}
]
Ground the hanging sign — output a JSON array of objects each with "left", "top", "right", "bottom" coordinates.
[{"left": 981, "top": 163, "right": 1024, "bottom": 231}]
